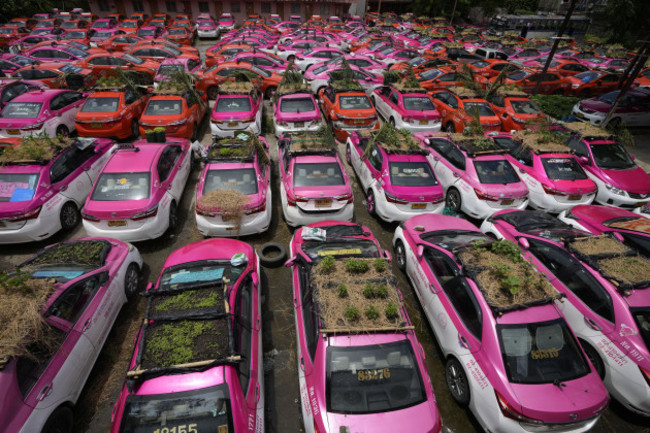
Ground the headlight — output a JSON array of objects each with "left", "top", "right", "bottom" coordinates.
[{"left": 604, "top": 183, "right": 626, "bottom": 196}]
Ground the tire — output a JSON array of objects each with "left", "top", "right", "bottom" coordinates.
[
  {"left": 446, "top": 357, "right": 470, "bottom": 406},
  {"left": 445, "top": 122, "right": 455, "bottom": 133},
  {"left": 580, "top": 339, "right": 605, "bottom": 380},
  {"left": 346, "top": 144, "right": 352, "bottom": 164},
  {"left": 42, "top": 406, "right": 73, "bottom": 433},
  {"left": 554, "top": 89, "right": 564, "bottom": 95},
  {"left": 60, "top": 202, "right": 79, "bottom": 231},
  {"left": 56, "top": 125, "right": 70, "bottom": 137},
  {"left": 394, "top": 240, "right": 406, "bottom": 271},
  {"left": 366, "top": 189, "right": 376, "bottom": 216},
  {"left": 131, "top": 119, "right": 139, "bottom": 139},
  {"left": 389, "top": 117, "right": 395, "bottom": 127},
  {"left": 168, "top": 201, "right": 178, "bottom": 232},
  {"left": 207, "top": 86, "right": 218, "bottom": 100},
  {"left": 288, "top": 55, "right": 296, "bottom": 62},
  {"left": 446, "top": 188, "right": 462, "bottom": 213},
  {"left": 124, "top": 262, "right": 140, "bottom": 298},
  {"left": 265, "top": 86, "right": 276, "bottom": 99},
  {"left": 258, "top": 242, "right": 287, "bottom": 267}
]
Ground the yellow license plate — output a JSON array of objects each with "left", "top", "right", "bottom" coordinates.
[
  {"left": 222, "top": 215, "right": 233, "bottom": 222},
  {"left": 226, "top": 226, "right": 240, "bottom": 231},
  {"left": 568, "top": 194, "right": 581, "bottom": 201},
  {"left": 419, "top": 120, "right": 428, "bottom": 125},
  {"left": 576, "top": 112, "right": 585, "bottom": 119},
  {"left": 411, "top": 203, "right": 426, "bottom": 209},
  {"left": 108, "top": 220, "right": 126, "bottom": 227},
  {"left": 91, "top": 123, "right": 103, "bottom": 128},
  {"left": 294, "top": 121, "right": 304, "bottom": 127},
  {"left": 227, "top": 122, "right": 238, "bottom": 127},
  {"left": 634, "top": 201, "right": 648, "bottom": 208},
  {"left": 354, "top": 119, "right": 365, "bottom": 124},
  {"left": 7, "top": 129, "right": 19, "bottom": 135},
  {"left": 501, "top": 199, "right": 514, "bottom": 205},
  {"left": 315, "top": 199, "right": 332, "bottom": 207}
]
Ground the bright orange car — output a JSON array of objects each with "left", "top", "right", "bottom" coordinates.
[
  {"left": 196, "top": 61, "right": 282, "bottom": 99},
  {"left": 565, "top": 71, "right": 624, "bottom": 98},
  {"left": 138, "top": 90, "right": 207, "bottom": 141},
  {"left": 12, "top": 63, "right": 97, "bottom": 90},
  {"left": 167, "top": 27, "right": 195, "bottom": 45},
  {"left": 430, "top": 87, "right": 502, "bottom": 133},
  {"left": 0, "top": 26, "right": 30, "bottom": 49},
  {"left": 244, "top": 14, "right": 261, "bottom": 26},
  {"left": 489, "top": 91, "right": 544, "bottom": 131},
  {"left": 76, "top": 53, "right": 159, "bottom": 79},
  {"left": 637, "top": 68, "right": 650, "bottom": 87},
  {"left": 98, "top": 34, "right": 143, "bottom": 51},
  {"left": 75, "top": 88, "right": 150, "bottom": 139},
  {"left": 130, "top": 13, "right": 151, "bottom": 25},
  {"left": 318, "top": 82, "right": 380, "bottom": 142},
  {"left": 204, "top": 44, "right": 254, "bottom": 68},
  {"left": 417, "top": 67, "right": 465, "bottom": 91},
  {"left": 485, "top": 68, "right": 571, "bottom": 95},
  {"left": 390, "top": 56, "right": 457, "bottom": 74},
  {"left": 118, "top": 19, "right": 143, "bottom": 34},
  {"left": 131, "top": 39, "right": 199, "bottom": 57},
  {"left": 465, "top": 59, "right": 517, "bottom": 80}
]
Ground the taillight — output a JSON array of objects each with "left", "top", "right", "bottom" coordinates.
[
  {"left": 132, "top": 205, "right": 158, "bottom": 220},
  {"left": 542, "top": 184, "right": 565, "bottom": 196},
  {"left": 335, "top": 192, "right": 353, "bottom": 203},
  {"left": 432, "top": 195, "right": 445, "bottom": 204},
  {"left": 286, "top": 194, "right": 307, "bottom": 207},
  {"left": 80, "top": 210, "right": 100, "bottom": 222},
  {"left": 195, "top": 206, "right": 215, "bottom": 217},
  {"left": 22, "top": 122, "right": 44, "bottom": 131},
  {"left": 640, "top": 365, "right": 650, "bottom": 387},
  {"left": 244, "top": 201, "right": 266, "bottom": 215},
  {"left": 495, "top": 390, "right": 543, "bottom": 425},
  {"left": 474, "top": 188, "right": 500, "bottom": 201},
  {"left": 385, "top": 191, "right": 408, "bottom": 204},
  {"left": 6, "top": 206, "right": 41, "bottom": 222}
]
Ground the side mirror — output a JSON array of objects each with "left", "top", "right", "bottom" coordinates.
[
  {"left": 384, "top": 250, "right": 391, "bottom": 261},
  {"left": 502, "top": 113, "right": 508, "bottom": 118},
  {"left": 251, "top": 271, "right": 259, "bottom": 286},
  {"left": 611, "top": 232, "right": 625, "bottom": 242},
  {"left": 579, "top": 155, "right": 590, "bottom": 165},
  {"left": 416, "top": 245, "right": 424, "bottom": 258},
  {"left": 518, "top": 237, "right": 530, "bottom": 250},
  {"left": 284, "top": 257, "right": 296, "bottom": 267},
  {"left": 146, "top": 282, "right": 153, "bottom": 291}
]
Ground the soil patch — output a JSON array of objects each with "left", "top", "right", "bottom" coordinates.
[
  {"left": 197, "top": 189, "right": 250, "bottom": 215},
  {"left": 150, "top": 286, "right": 225, "bottom": 317},
  {"left": 567, "top": 235, "right": 632, "bottom": 257}
]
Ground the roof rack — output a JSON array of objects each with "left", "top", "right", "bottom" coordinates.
[
  {"left": 512, "top": 130, "right": 570, "bottom": 154},
  {"left": 308, "top": 257, "right": 413, "bottom": 334},
  {"left": 450, "top": 133, "right": 506, "bottom": 157},
  {"left": 360, "top": 126, "right": 428, "bottom": 156},
  {"left": 281, "top": 130, "right": 337, "bottom": 155},
  {"left": 207, "top": 131, "right": 266, "bottom": 163},
  {"left": 562, "top": 121, "right": 615, "bottom": 142}
]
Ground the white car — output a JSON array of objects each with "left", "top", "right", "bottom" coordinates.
[{"left": 292, "top": 47, "right": 344, "bottom": 72}]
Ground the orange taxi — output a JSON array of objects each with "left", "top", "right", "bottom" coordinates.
[
  {"left": 138, "top": 90, "right": 207, "bottom": 141},
  {"left": 118, "top": 19, "right": 143, "bottom": 34},
  {"left": 12, "top": 63, "right": 97, "bottom": 90},
  {"left": 417, "top": 67, "right": 465, "bottom": 91},
  {"left": 430, "top": 87, "right": 502, "bottom": 133},
  {"left": 196, "top": 61, "right": 282, "bottom": 99},
  {"left": 204, "top": 44, "right": 254, "bottom": 68},
  {"left": 318, "top": 82, "right": 379, "bottom": 142},
  {"left": 489, "top": 90, "right": 544, "bottom": 131},
  {"left": 76, "top": 53, "right": 159, "bottom": 79},
  {"left": 98, "top": 34, "right": 143, "bottom": 51},
  {"left": 465, "top": 59, "right": 517, "bottom": 80}
]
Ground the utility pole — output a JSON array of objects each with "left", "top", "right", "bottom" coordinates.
[
  {"left": 378, "top": 0, "right": 382, "bottom": 15},
  {"left": 533, "top": 0, "right": 577, "bottom": 95},
  {"left": 450, "top": 0, "right": 458, "bottom": 26}
]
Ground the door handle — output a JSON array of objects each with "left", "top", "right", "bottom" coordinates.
[
  {"left": 82, "top": 318, "right": 92, "bottom": 332},
  {"left": 584, "top": 316, "right": 603, "bottom": 332},
  {"left": 37, "top": 383, "right": 53, "bottom": 401},
  {"left": 458, "top": 333, "right": 471, "bottom": 350},
  {"left": 299, "top": 356, "right": 305, "bottom": 371},
  {"left": 255, "top": 382, "right": 261, "bottom": 403},
  {"left": 256, "top": 315, "right": 261, "bottom": 331},
  {"left": 453, "top": 172, "right": 460, "bottom": 178}
]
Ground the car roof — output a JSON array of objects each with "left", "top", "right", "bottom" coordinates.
[
  {"left": 11, "top": 89, "right": 66, "bottom": 102},
  {"left": 103, "top": 143, "right": 163, "bottom": 172}
]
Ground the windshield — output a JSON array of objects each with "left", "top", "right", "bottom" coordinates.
[
  {"left": 160, "top": 260, "right": 244, "bottom": 290},
  {"left": 91, "top": 172, "right": 150, "bottom": 201},
  {"left": 220, "top": 16, "right": 233, "bottom": 23},
  {"left": 280, "top": 97, "right": 315, "bottom": 113},
  {"left": 590, "top": 143, "right": 635, "bottom": 170},
  {"left": 465, "top": 102, "right": 495, "bottom": 117},
  {"left": 597, "top": 91, "right": 619, "bottom": 104},
  {"left": 419, "top": 69, "right": 442, "bottom": 81},
  {"left": 301, "top": 239, "right": 380, "bottom": 260},
  {"left": 403, "top": 96, "right": 435, "bottom": 111},
  {"left": 420, "top": 230, "right": 488, "bottom": 250},
  {"left": 215, "top": 97, "right": 251, "bottom": 113},
  {"left": 327, "top": 340, "right": 426, "bottom": 414},
  {"left": 498, "top": 319, "right": 590, "bottom": 384},
  {"left": 121, "top": 21, "right": 137, "bottom": 28},
  {"left": 510, "top": 100, "right": 541, "bottom": 114},
  {"left": 575, "top": 71, "right": 600, "bottom": 82},
  {"left": 145, "top": 99, "right": 183, "bottom": 115},
  {"left": 92, "top": 21, "right": 110, "bottom": 28},
  {"left": 410, "top": 57, "right": 426, "bottom": 66},
  {"left": 0, "top": 172, "right": 39, "bottom": 202},
  {"left": 474, "top": 160, "right": 519, "bottom": 184},
  {"left": 340, "top": 95, "right": 371, "bottom": 110},
  {"left": 81, "top": 97, "right": 120, "bottom": 113},
  {"left": 94, "top": 31, "right": 113, "bottom": 38},
  {"left": 138, "top": 28, "right": 156, "bottom": 36},
  {"left": 158, "top": 64, "right": 184, "bottom": 75},
  {"left": 389, "top": 161, "right": 437, "bottom": 187},
  {"left": 203, "top": 168, "right": 258, "bottom": 195},
  {"left": 123, "top": 54, "right": 144, "bottom": 64},
  {"left": 169, "top": 29, "right": 187, "bottom": 35},
  {"left": 313, "top": 65, "right": 329, "bottom": 75},
  {"left": 118, "top": 385, "right": 234, "bottom": 433},
  {"left": 293, "top": 162, "right": 344, "bottom": 187},
  {"left": 541, "top": 157, "right": 588, "bottom": 180},
  {"left": 63, "top": 31, "right": 85, "bottom": 38},
  {"left": 1, "top": 102, "right": 42, "bottom": 118},
  {"left": 508, "top": 70, "right": 529, "bottom": 81}
]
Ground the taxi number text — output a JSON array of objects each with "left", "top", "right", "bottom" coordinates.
[
  {"left": 153, "top": 424, "right": 198, "bottom": 433},
  {"left": 531, "top": 348, "right": 559, "bottom": 359},
  {"left": 358, "top": 368, "right": 391, "bottom": 381}
]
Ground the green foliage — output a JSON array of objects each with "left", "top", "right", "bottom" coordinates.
[
  {"left": 374, "top": 258, "right": 386, "bottom": 273},
  {"left": 321, "top": 256, "right": 336, "bottom": 273},
  {"left": 345, "top": 258, "right": 369, "bottom": 273},
  {"left": 608, "top": 121, "right": 635, "bottom": 148},
  {"left": 28, "top": 241, "right": 106, "bottom": 267},
  {"left": 153, "top": 127, "right": 166, "bottom": 133},
  {"left": 153, "top": 290, "right": 220, "bottom": 313},
  {"left": 489, "top": 239, "right": 522, "bottom": 262},
  {"left": 0, "top": 270, "right": 33, "bottom": 295},
  {"left": 363, "top": 282, "right": 375, "bottom": 299},
  {"left": 385, "top": 302, "right": 399, "bottom": 319},
  {"left": 146, "top": 321, "right": 214, "bottom": 367},
  {"left": 345, "top": 306, "right": 360, "bottom": 321},
  {"left": 337, "top": 284, "right": 348, "bottom": 298},
  {"left": 530, "top": 95, "right": 580, "bottom": 120},
  {"left": 376, "top": 283, "right": 388, "bottom": 299},
  {"left": 365, "top": 305, "right": 379, "bottom": 320}
]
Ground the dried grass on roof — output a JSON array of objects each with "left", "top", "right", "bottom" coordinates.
[
  {"left": 450, "top": 133, "right": 496, "bottom": 152},
  {"left": 0, "top": 134, "right": 74, "bottom": 164},
  {"left": 0, "top": 274, "right": 58, "bottom": 360},
  {"left": 494, "top": 86, "right": 527, "bottom": 97},
  {"left": 513, "top": 130, "right": 569, "bottom": 153},
  {"left": 276, "top": 80, "right": 312, "bottom": 96},
  {"left": 449, "top": 86, "right": 479, "bottom": 98},
  {"left": 311, "top": 259, "right": 407, "bottom": 332},
  {"left": 598, "top": 255, "right": 650, "bottom": 286},
  {"left": 567, "top": 235, "right": 632, "bottom": 257},
  {"left": 443, "top": 42, "right": 463, "bottom": 49},
  {"left": 563, "top": 122, "right": 612, "bottom": 140},
  {"left": 219, "top": 80, "right": 256, "bottom": 94}
]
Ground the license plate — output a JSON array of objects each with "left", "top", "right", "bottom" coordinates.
[
  {"left": 568, "top": 194, "right": 581, "bottom": 201},
  {"left": 108, "top": 220, "right": 126, "bottom": 227},
  {"left": 315, "top": 199, "right": 332, "bottom": 207},
  {"left": 419, "top": 120, "right": 428, "bottom": 125},
  {"left": 501, "top": 199, "right": 514, "bottom": 205},
  {"left": 227, "top": 122, "right": 238, "bottom": 127},
  {"left": 222, "top": 215, "right": 233, "bottom": 222},
  {"left": 294, "top": 121, "right": 304, "bottom": 127},
  {"left": 411, "top": 203, "right": 426, "bottom": 209},
  {"left": 91, "top": 123, "right": 103, "bottom": 128},
  {"left": 7, "top": 129, "right": 19, "bottom": 135},
  {"left": 576, "top": 112, "right": 585, "bottom": 119},
  {"left": 354, "top": 119, "right": 365, "bottom": 125}
]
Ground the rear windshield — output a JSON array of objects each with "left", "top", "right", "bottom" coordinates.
[
  {"left": 0, "top": 173, "right": 39, "bottom": 202},
  {"left": 121, "top": 21, "right": 138, "bottom": 28},
  {"left": 541, "top": 157, "right": 588, "bottom": 180},
  {"left": 158, "top": 64, "right": 184, "bottom": 75},
  {"left": 81, "top": 97, "right": 119, "bottom": 113},
  {"left": 339, "top": 95, "right": 371, "bottom": 110},
  {"left": 92, "top": 21, "right": 111, "bottom": 28},
  {"left": 203, "top": 168, "right": 258, "bottom": 195},
  {"left": 498, "top": 319, "right": 590, "bottom": 384},
  {"left": 403, "top": 96, "right": 435, "bottom": 111},
  {"left": 280, "top": 97, "right": 315, "bottom": 113},
  {"left": 137, "top": 28, "right": 156, "bottom": 36},
  {"left": 590, "top": 143, "right": 635, "bottom": 170},
  {"left": 293, "top": 162, "right": 345, "bottom": 187},
  {"left": 510, "top": 100, "right": 541, "bottom": 114},
  {"left": 389, "top": 161, "right": 437, "bottom": 187},
  {"left": 145, "top": 99, "right": 183, "bottom": 115},
  {"left": 474, "top": 160, "right": 519, "bottom": 184},
  {"left": 91, "top": 172, "right": 150, "bottom": 201},
  {"left": 327, "top": 340, "right": 426, "bottom": 414},
  {"left": 508, "top": 70, "right": 529, "bottom": 81},
  {"left": 63, "top": 31, "right": 85, "bottom": 39},
  {"left": 118, "top": 385, "right": 234, "bottom": 433},
  {"left": 1, "top": 102, "right": 42, "bottom": 118},
  {"left": 465, "top": 102, "right": 495, "bottom": 117},
  {"left": 215, "top": 97, "right": 251, "bottom": 113},
  {"left": 168, "top": 29, "right": 186, "bottom": 35},
  {"left": 94, "top": 31, "right": 113, "bottom": 38}
]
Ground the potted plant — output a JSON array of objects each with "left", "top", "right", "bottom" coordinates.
[
  {"left": 144, "top": 129, "right": 156, "bottom": 143},
  {"left": 153, "top": 126, "right": 166, "bottom": 143}
]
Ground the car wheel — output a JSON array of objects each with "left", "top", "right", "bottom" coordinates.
[
  {"left": 446, "top": 188, "right": 462, "bottom": 212},
  {"left": 207, "top": 86, "right": 218, "bottom": 100},
  {"left": 445, "top": 122, "right": 455, "bottom": 133},
  {"left": 42, "top": 406, "right": 73, "bottom": 433},
  {"left": 56, "top": 125, "right": 70, "bottom": 137},
  {"left": 60, "top": 202, "right": 79, "bottom": 231},
  {"left": 366, "top": 189, "right": 376, "bottom": 216},
  {"left": 580, "top": 339, "right": 605, "bottom": 380},
  {"left": 389, "top": 117, "right": 395, "bottom": 127},
  {"left": 131, "top": 119, "right": 139, "bottom": 138},
  {"left": 346, "top": 144, "right": 352, "bottom": 164},
  {"left": 168, "top": 201, "right": 178, "bottom": 232},
  {"left": 258, "top": 242, "right": 287, "bottom": 268},
  {"left": 446, "top": 357, "right": 470, "bottom": 406},
  {"left": 265, "top": 86, "right": 276, "bottom": 99},
  {"left": 124, "top": 262, "right": 140, "bottom": 298},
  {"left": 394, "top": 240, "right": 406, "bottom": 271}
]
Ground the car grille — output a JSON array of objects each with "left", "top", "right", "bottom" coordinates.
[
  {"left": 579, "top": 104, "right": 595, "bottom": 114},
  {"left": 628, "top": 192, "right": 650, "bottom": 199}
]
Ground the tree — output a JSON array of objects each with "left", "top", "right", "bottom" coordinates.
[
  {"left": 594, "top": 0, "right": 650, "bottom": 46},
  {"left": 0, "top": 0, "right": 89, "bottom": 20}
]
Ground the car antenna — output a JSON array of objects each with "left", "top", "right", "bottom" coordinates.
[{"left": 553, "top": 378, "right": 566, "bottom": 389}]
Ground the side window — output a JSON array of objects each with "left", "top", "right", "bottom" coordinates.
[
  {"left": 492, "top": 96, "right": 505, "bottom": 108},
  {"left": 184, "top": 93, "right": 196, "bottom": 108},
  {"left": 446, "top": 95, "right": 459, "bottom": 109},
  {"left": 49, "top": 94, "right": 64, "bottom": 111},
  {"left": 423, "top": 247, "right": 458, "bottom": 285},
  {"left": 299, "top": 264, "right": 319, "bottom": 358},
  {"left": 447, "top": 147, "right": 466, "bottom": 170},
  {"left": 112, "top": 57, "right": 128, "bottom": 66},
  {"left": 439, "top": 73, "right": 456, "bottom": 82},
  {"left": 367, "top": 147, "right": 383, "bottom": 171},
  {"left": 47, "top": 273, "right": 106, "bottom": 323},
  {"left": 442, "top": 277, "right": 482, "bottom": 340},
  {"left": 89, "top": 57, "right": 111, "bottom": 66},
  {"left": 567, "top": 136, "right": 589, "bottom": 157},
  {"left": 428, "top": 138, "right": 451, "bottom": 155},
  {"left": 236, "top": 276, "right": 253, "bottom": 395},
  {"left": 325, "top": 87, "right": 335, "bottom": 102},
  {"left": 50, "top": 146, "right": 95, "bottom": 183},
  {"left": 15, "top": 325, "right": 67, "bottom": 397},
  {"left": 157, "top": 145, "right": 182, "bottom": 182},
  {"left": 39, "top": 70, "right": 59, "bottom": 79},
  {"left": 513, "top": 145, "right": 533, "bottom": 166},
  {"left": 124, "top": 90, "right": 137, "bottom": 105},
  {"left": 389, "top": 91, "right": 399, "bottom": 106}
]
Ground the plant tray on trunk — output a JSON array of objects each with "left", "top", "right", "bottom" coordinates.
[
  {"left": 197, "top": 189, "right": 251, "bottom": 217},
  {"left": 21, "top": 240, "right": 110, "bottom": 270},
  {"left": 208, "top": 132, "right": 269, "bottom": 165},
  {"left": 457, "top": 240, "right": 560, "bottom": 313},
  {"left": 563, "top": 122, "right": 613, "bottom": 141},
  {"left": 513, "top": 130, "right": 570, "bottom": 154},
  {"left": 0, "top": 135, "right": 76, "bottom": 164},
  {"left": 218, "top": 80, "right": 257, "bottom": 95},
  {"left": 310, "top": 258, "right": 411, "bottom": 334}
]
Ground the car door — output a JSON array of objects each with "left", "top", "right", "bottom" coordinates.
[
  {"left": 157, "top": 144, "right": 184, "bottom": 200},
  {"left": 58, "top": 91, "right": 85, "bottom": 128},
  {"left": 373, "top": 86, "right": 390, "bottom": 118},
  {"left": 48, "top": 145, "right": 95, "bottom": 205},
  {"left": 431, "top": 91, "right": 455, "bottom": 123},
  {"left": 425, "top": 137, "right": 455, "bottom": 188}
]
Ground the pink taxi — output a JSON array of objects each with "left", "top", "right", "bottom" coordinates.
[
  {"left": 153, "top": 58, "right": 202, "bottom": 87},
  {"left": 0, "top": 137, "right": 114, "bottom": 244},
  {"left": 81, "top": 140, "right": 192, "bottom": 242},
  {"left": 273, "top": 89, "right": 323, "bottom": 137},
  {"left": 286, "top": 220, "right": 442, "bottom": 433},
  {"left": 210, "top": 82, "right": 263, "bottom": 138},
  {"left": 394, "top": 214, "right": 609, "bottom": 432},
  {"left": 110, "top": 238, "right": 264, "bottom": 433},
  {"left": 481, "top": 209, "right": 650, "bottom": 417},
  {"left": 372, "top": 85, "right": 442, "bottom": 133},
  {"left": 195, "top": 133, "right": 272, "bottom": 236}
]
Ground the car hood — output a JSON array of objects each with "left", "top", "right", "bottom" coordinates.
[
  {"left": 579, "top": 99, "right": 611, "bottom": 113},
  {"left": 597, "top": 165, "right": 650, "bottom": 193},
  {"left": 325, "top": 400, "right": 438, "bottom": 433},
  {"left": 547, "top": 177, "right": 597, "bottom": 194},
  {"left": 275, "top": 108, "right": 320, "bottom": 122}
]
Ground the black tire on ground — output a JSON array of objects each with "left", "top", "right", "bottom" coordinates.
[
  {"left": 124, "top": 262, "right": 140, "bottom": 298},
  {"left": 394, "top": 239, "right": 406, "bottom": 271},
  {"left": 446, "top": 188, "right": 462, "bottom": 212},
  {"left": 389, "top": 117, "right": 395, "bottom": 126},
  {"left": 168, "top": 201, "right": 178, "bottom": 232},
  {"left": 445, "top": 122, "right": 455, "bottom": 133},
  {"left": 56, "top": 125, "right": 70, "bottom": 137},
  {"left": 60, "top": 202, "right": 79, "bottom": 231},
  {"left": 42, "top": 406, "right": 73, "bottom": 433},
  {"left": 446, "top": 357, "right": 470, "bottom": 406},
  {"left": 265, "top": 86, "right": 276, "bottom": 99},
  {"left": 580, "top": 339, "right": 605, "bottom": 380},
  {"left": 258, "top": 242, "right": 287, "bottom": 267},
  {"left": 366, "top": 189, "right": 376, "bottom": 216},
  {"left": 191, "top": 122, "right": 198, "bottom": 142},
  {"left": 346, "top": 144, "right": 352, "bottom": 164}
]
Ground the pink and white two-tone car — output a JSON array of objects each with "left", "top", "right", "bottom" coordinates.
[
  {"left": 372, "top": 85, "right": 442, "bottom": 133},
  {"left": 111, "top": 238, "right": 264, "bottom": 433},
  {"left": 273, "top": 89, "right": 323, "bottom": 137}
]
